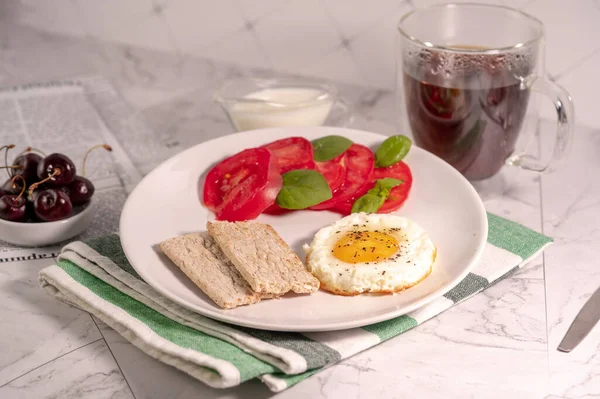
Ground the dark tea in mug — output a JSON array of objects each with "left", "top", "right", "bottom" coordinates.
[
  {"left": 397, "top": 5, "right": 573, "bottom": 179},
  {"left": 403, "top": 48, "right": 532, "bottom": 180}
]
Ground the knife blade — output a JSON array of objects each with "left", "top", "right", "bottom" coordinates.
[{"left": 558, "top": 286, "right": 600, "bottom": 352}]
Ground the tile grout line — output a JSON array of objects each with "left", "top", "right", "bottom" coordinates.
[
  {"left": 537, "top": 124, "right": 552, "bottom": 379},
  {"left": 192, "top": 24, "right": 268, "bottom": 68},
  {"left": 317, "top": 0, "right": 347, "bottom": 44},
  {"left": 230, "top": 0, "right": 277, "bottom": 69},
  {"left": 248, "top": 28, "right": 276, "bottom": 70},
  {"left": 232, "top": 0, "right": 284, "bottom": 22},
  {"left": 315, "top": 0, "right": 364, "bottom": 81},
  {"left": 542, "top": 249, "right": 551, "bottom": 381},
  {"left": 315, "top": 0, "right": 373, "bottom": 83},
  {"left": 550, "top": 47, "right": 600, "bottom": 82},
  {"left": 349, "top": 0, "right": 413, "bottom": 42},
  {"left": 150, "top": 0, "right": 184, "bottom": 57},
  {"left": 316, "top": 0, "right": 412, "bottom": 86},
  {"left": 187, "top": 0, "right": 282, "bottom": 69},
  {"left": 537, "top": 119, "right": 543, "bottom": 234},
  {"left": 89, "top": 315, "right": 138, "bottom": 399},
  {"left": 0, "top": 338, "right": 104, "bottom": 389},
  {"left": 73, "top": 0, "right": 173, "bottom": 52}
]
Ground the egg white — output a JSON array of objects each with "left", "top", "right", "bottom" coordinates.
[{"left": 304, "top": 213, "right": 436, "bottom": 295}]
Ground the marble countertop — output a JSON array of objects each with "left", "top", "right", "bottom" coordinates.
[{"left": 0, "top": 22, "right": 598, "bottom": 399}]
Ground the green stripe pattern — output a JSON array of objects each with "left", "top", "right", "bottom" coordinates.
[
  {"left": 362, "top": 315, "right": 418, "bottom": 341},
  {"left": 444, "top": 273, "right": 489, "bottom": 303},
  {"left": 58, "top": 259, "right": 278, "bottom": 382},
  {"left": 233, "top": 327, "right": 341, "bottom": 368},
  {"left": 50, "top": 211, "right": 552, "bottom": 391},
  {"left": 486, "top": 212, "right": 552, "bottom": 259},
  {"left": 86, "top": 234, "right": 142, "bottom": 279}
]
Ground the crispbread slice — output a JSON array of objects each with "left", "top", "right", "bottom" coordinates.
[
  {"left": 159, "top": 232, "right": 273, "bottom": 309},
  {"left": 207, "top": 221, "right": 320, "bottom": 295}
]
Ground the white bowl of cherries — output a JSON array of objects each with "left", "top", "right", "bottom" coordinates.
[{"left": 0, "top": 144, "right": 111, "bottom": 247}]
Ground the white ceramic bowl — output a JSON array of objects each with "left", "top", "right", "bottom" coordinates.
[{"left": 0, "top": 201, "right": 95, "bottom": 247}]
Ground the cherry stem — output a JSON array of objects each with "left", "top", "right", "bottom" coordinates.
[
  {"left": 28, "top": 168, "right": 61, "bottom": 198},
  {"left": 0, "top": 144, "right": 15, "bottom": 179},
  {"left": 16, "top": 147, "right": 47, "bottom": 157},
  {"left": 0, "top": 165, "right": 22, "bottom": 170},
  {"left": 11, "top": 174, "right": 26, "bottom": 202},
  {"left": 82, "top": 144, "right": 112, "bottom": 177}
]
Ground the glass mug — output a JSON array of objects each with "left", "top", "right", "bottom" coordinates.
[{"left": 395, "top": 4, "right": 574, "bottom": 181}]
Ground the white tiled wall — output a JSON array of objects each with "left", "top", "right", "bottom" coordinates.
[{"left": 6, "top": 0, "right": 600, "bottom": 128}]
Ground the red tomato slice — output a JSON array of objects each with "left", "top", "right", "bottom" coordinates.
[
  {"left": 374, "top": 161, "right": 413, "bottom": 213},
  {"left": 310, "top": 144, "right": 374, "bottom": 210},
  {"left": 314, "top": 152, "right": 347, "bottom": 194},
  {"left": 261, "top": 137, "right": 317, "bottom": 215},
  {"left": 203, "top": 147, "right": 282, "bottom": 221},
  {"left": 261, "top": 137, "right": 315, "bottom": 174},
  {"left": 265, "top": 152, "right": 347, "bottom": 215},
  {"left": 332, "top": 161, "right": 413, "bottom": 215},
  {"left": 262, "top": 204, "right": 293, "bottom": 215}
]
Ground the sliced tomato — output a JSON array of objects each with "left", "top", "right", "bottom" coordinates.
[
  {"left": 374, "top": 161, "right": 412, "bottom": 213},
  {"left": 310, "top": 144, "right": 374, "bottom": 210},
  {"left": 203, "top": 147, "right": 282, "bottom": 221},
  {"left": 261, "top": 137, "right": 316, "bottom": 215},
  {"left": 332, "top": 161, "right": 413, "bottom": 215},
  {"left": 261, "top": 137, "right": 315, "bottom": 174},
  {"left": 265, "top": 153, "right": 347, "bottom": 215},
  {"left": 314, "top": 152, "right": 347, "bottom": 194},
  {"left": 262, "top": 204, "right": 293, "bottom": 215}
]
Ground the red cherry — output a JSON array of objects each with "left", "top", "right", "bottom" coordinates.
[
  {"left": 13, "top": 153, "right": 43, "bottom": 184},
  {"left": 0, "top": 195, "right": 26, "bottom": 222},
  {"left": 0, "top": 175, "right": 27, "bottom": 222},
  {"left": 34, "top": 189, "right": 72, "bottom": 222},
  {"left": 61, "top": 176, "right": 95, "bottom": 205},
  {"left": 37, "top": 153, "right": 76, "bottom": 186},
  {"left": 1, "top": 178, "right": 23, "bottom": 195}
]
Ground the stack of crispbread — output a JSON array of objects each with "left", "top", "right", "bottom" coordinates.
[{"left": 159, "top": 221, "right": 320, "bottom": 309}]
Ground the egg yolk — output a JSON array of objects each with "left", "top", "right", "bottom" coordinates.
[{"left": 333, "top": 231, "right": 399, "bottom": 264}]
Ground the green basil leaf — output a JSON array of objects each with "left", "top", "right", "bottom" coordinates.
[
  {"left": 375, "top": 135, "right": 412, "bottom": 167},
  {"left": 351, "top": 194, "right": 385, "bottom": 214},
  {"left": 365, "top": 178, "right": 403, "bottom": 197},
  {"left": 276, "top": 170, "right": 332, "bottom": 209},
  {"left": 351, "top": 178, "right": 404, "bottom": 214},
  {"left": 312, "top": 135, "right": 353, "bottom": 162},
  {"left": 366, "top": 186, "right": 380, "bottom": 196},
  {"left": 375, "top": 177, "right": 403, "bottom": 192}
]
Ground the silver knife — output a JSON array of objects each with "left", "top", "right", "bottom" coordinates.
[{"left": 558, "top": 286, "right": 600, "bottom": 352}]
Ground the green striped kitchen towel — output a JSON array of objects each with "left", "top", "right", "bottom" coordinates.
[{"left": 39, "top": 212, "right": 551, "bottom": 392}]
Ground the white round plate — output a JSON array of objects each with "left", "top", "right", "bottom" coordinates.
[{"left": 120, "top": 127, "right": 487, "bottom": 331}]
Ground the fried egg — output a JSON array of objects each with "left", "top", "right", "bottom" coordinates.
[{"left": 304, "top": 213, "right": 436, "bottom": 295}]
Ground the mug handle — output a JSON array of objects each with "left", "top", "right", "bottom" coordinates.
[{"left": 506, "top": 76, "right": 574, "bottom": 172}]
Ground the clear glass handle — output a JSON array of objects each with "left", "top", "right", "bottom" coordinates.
[
  {"left": 507, "top": 77, "right": 574, "bottom": 172},
  {"left": 326, "top": 98, "right": 354, "bottom": 128}
]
